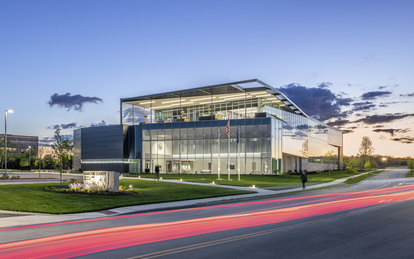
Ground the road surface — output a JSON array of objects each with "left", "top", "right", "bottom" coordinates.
[{"left": 1, "top": 168, "right": 413, "bottom": 258}]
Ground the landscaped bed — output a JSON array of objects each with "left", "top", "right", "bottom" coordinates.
[
  {"left": 0, "top": 179, "right": 252, "bottom": 214},
  {"left": 134, "top": 170, "right": 363, "bottom": 190}
]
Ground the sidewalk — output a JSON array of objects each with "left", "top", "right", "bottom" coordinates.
[{"left": 0, "top": 172, "right": 371, "bottom": 228}]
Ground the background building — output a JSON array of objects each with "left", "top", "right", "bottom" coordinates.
[
  {"left": 74, "top": 79, "right": 343, "bottom": 174},
  {"left": 0, "top": 134, "right": 38, "bottom": 155}
]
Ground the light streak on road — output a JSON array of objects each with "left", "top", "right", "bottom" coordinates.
[
  {"left": 2, "top": 184, "right": 414, "bottom": 232},
  {"left": 2, "top": 185, "right": 414, "bottom": 258}
]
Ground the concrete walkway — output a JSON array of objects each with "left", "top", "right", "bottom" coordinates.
[{"left": 0, "top": 171, "right": 372, "bottom": 228}]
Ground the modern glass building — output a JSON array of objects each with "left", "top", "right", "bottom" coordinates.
[{"left": 74, "top": 79, "right": 343, "bottom": 174}]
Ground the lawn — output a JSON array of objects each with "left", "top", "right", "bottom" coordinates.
[
  {"left": 405, "top": 170, "right": 414, "bottom": 178},
  {"left": 136, "top": 170, "right": 360, "bottom": 190},
  {"left": 0, "top": 179, "right": 252, "bottom": 214},
  {"left": 345, "top": 171, "right": 381, "bottom": 184}
]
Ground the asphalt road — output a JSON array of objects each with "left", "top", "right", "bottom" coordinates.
[{"left": 1, "top": 168, "right": 414, "bottom": 258}]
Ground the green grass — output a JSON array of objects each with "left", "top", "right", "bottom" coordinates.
[
  {"left": 0, "top": 179, "right": 252, "bottom": 214},
  {"left": 344, "top": 171, "right": 381, "bottom": 185},
  {"left": 137, "top": 170, "right": 359, "bottom": 190},
  {"left": 406, "top": 170, "right": 414, "bottom": 178}
]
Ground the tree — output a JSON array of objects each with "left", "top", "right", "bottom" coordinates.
[
  {"left": 52, "top": 128, "right": 73, "bottom": 171},
  {"left": 345, "top": 157, "right": 360, "bottom": 174},
  {"left": 359, "top": 136, "right": 374, "bottom": 163}
]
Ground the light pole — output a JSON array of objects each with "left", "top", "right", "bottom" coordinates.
[
  {"left": 382, "top": 157, "right": 388, "bottom": 168},
  {"left": 28, "top": 145, "right": 32, "bottom": 171},
  {"left": 4, "top": 109, "right": 13, "bottom": 177}
]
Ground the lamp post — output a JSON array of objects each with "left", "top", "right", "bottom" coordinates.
[
  {"left": 382, "top": 157, "right": 388, "bottom": 168},
  {"left": 28, "top": 145, "right": 32, "bottom": 171},
  {"left": 4, "top": 109, "right": 13, "bottom": 177}
]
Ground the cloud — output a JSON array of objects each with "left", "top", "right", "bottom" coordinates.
[
  {"left": 90, "top": 120, "right": 108, "bottom": 127},
  {"left": 40, "top": 134, "right": 73, "bottom": 145},
  {"left": 48, "top": 122, "right": 78, "bottom": 130},
  {"left": 360, "top": 91, "right": 392, "bottom": 100},
  {"left": 400, "top": 92, "right": 414, "bottom": 97},
  {"left": 352, "top": 101, "right": 376, "bottom": 111},
  {"left": 373, "top": 128, "right": 410, "bottom": 136},
  {"left": 318, "top": 82, "right": 332, "bottom": 89},
  {"left": 391, "top": 137, "right": 414, "bottom": 144},
  {"left": 278, "top": 83, "right": 354, "bottom": 121},
  {"left": 354, "top": 113, "right": 414, "bottom": 125},
  {"left": 48, "top": 93, "right": 103, "bottom": 111},
  {"left": 378, "top": 86, "right": 387, "bottom": 90},
  {"left": 326, "top": 119, "right": 350, "bottom": 127}
]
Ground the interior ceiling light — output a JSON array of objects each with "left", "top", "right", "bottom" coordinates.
[
  {"left": 138, "top": 100, "right": 155, "bottom": 105},
  {"left": 190, "top": 96, "right": 216, "bottom": 102},
  {"left": 162, "top": 99, "right": 185, "bottom": 104},
  {"left": 218, "top": 93, "right": 246, "bottom": 99}
]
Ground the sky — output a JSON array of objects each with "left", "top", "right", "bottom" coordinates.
[{"left": 0, "top": 0, "right": 413, "bottom": 157}]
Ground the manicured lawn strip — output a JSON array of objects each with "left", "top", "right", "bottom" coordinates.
[
  {"left": 0, "top": 179, "right": 251, "bottom": 214},
  {"left": 405, "top": 170, "right": 414, "bottom": 178},
  {"left": 138, "top": 170, "right": 361, "bottom": 190},
  {"left": 345, "top": 171, "right": 381, "bottom": 185}
]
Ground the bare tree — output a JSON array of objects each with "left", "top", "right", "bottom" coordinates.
[{"left": 359, "top": 136, "right": 374, "bottom": 163}]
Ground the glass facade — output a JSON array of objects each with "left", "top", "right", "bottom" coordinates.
[
  {"left": 136, "top": 118, "right": 277, "bottom": 175},
  {"left": 262, "top": 106, "right": 340, "bottom": 165}
]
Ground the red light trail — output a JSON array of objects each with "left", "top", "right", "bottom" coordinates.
[
  {"left": 1, "top": 185, "right": 414, "bottom": 258},
  {"left": 1, "top": 184, "right": 413, "bottom": 232}
]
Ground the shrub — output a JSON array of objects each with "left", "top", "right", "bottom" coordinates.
[
  {"left": 364, "top": 161, "right": 372, "bottom": 171},
  {"left": 408, "top": 160, "right": 414, "bottom": 170}
]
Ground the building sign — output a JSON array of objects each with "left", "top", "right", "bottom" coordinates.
[{"left": 83, "top": 171, "right": 119, "bottom": 192}]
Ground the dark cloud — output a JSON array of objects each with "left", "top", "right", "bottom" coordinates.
[
  {"left": 391, "top": 137, "right": 414, "bottom": 144},
  {"left": 400, "top": 92, "right": 414, "bottom": 97},
  {"left": 90, "top": 120, "right": 108, "bottom": 127},
  {"left": 373, "top": 128, "right": 410, "bottom": 136},
  {"left": 354, "top": 113, "right": 414, "bottom": 125},
  {"left": 336, "top": 98, "right": 353, "bottom": 106},
  {"left": 278, "top": 83, "right": 354, "bottom": 121},
  {"left": 378, "top": 86, "right": 387, "bottom": 90},
  {"left": 318, "top": 82, "right": 332, "bottom": 89},
  {"left": 48, "top": 93, "right": 103, "bottom": 111},
  {"left": 326, "top": 119, "right": 350, "bottom": 127},
  {"left": 48, "top": 122, "right": 78, "bottom": 130},
  {"left": 40, "top": 134, "right": 73, "bottom": 145},
  {"left": 360, "top": 91, "right": 392, "bottom": 100},
  {"left": 352, "top": 101, "right": 376, "bottom": 111}
]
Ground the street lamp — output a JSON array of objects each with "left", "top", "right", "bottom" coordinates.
[
  {"left": 4, "top": 109, "right": 13, "bottom": 177},
  {"left": 28, "top": 145, "right": 32, "bottom": 171},
  {"left": 382, "top": 157, "right": 388, "bottom": 168}
]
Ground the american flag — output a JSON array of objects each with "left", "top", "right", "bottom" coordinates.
[{"left": 226, "top": 119, "right": 230, "bottom": 136}]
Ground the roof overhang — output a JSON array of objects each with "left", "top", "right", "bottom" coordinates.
[{"left": 121, "top": 79, "right": 309, "bottom": 117}]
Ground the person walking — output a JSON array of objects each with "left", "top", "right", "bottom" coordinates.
[
  {"left": 155, "top": 166, "right": 160, "bottom": 180},
  {"left": 300, "top": 171, "right": 307, "bottom": 190}
]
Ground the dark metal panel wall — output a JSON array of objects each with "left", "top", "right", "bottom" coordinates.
[{"left": 81, "top": 125, "right": 124, "bottom": 159}]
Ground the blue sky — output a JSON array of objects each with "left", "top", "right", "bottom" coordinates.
[{"left": 0, "top": 0, "right": 413, "bottom": 157}]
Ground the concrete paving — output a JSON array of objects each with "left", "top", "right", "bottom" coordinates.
[{"left": 0, "top": 171, "right": 373, "bottom": 228}]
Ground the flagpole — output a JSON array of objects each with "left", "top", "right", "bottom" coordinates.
[
  {"left": 227, "top": 118, "right": 230, "bottom": 181},
  {"left": 218, "top": 127, "right": 220, "bottom": 180},
  {"left": 238, "top": 125, "right": 240, "bottom": 181}
]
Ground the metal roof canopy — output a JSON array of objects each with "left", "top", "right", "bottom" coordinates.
[{"left": 120, "top": 79, "right": 309, "bottom": 117}]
